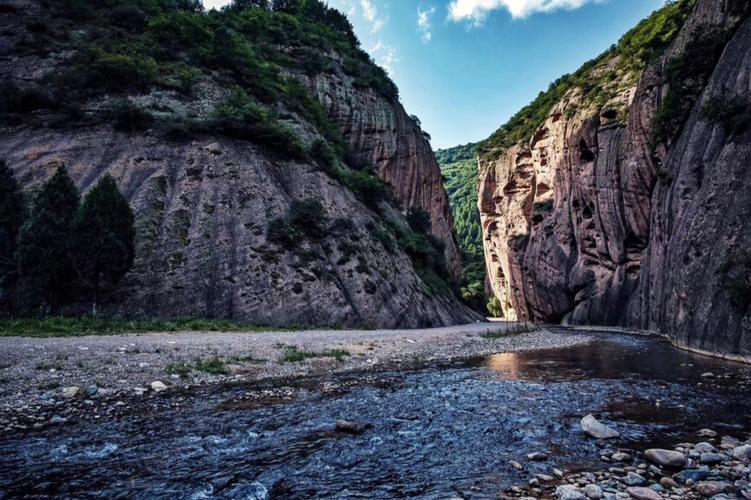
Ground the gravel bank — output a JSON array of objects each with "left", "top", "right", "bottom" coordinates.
[{"left": 0, "top": 322, "right": 593, "bottom": 431}]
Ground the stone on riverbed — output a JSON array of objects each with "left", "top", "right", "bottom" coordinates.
[
  {"left": 645, "top": 449, "right": 686, "bottom": 467},
  {"left": 527, "top": 452, "right": 548, "bottom": 461},
  {"left": 581, "top": 415, "right": 619, "bottom": 439},
  {"left": 623, "top": 472, "right": 647, "bottom": 486},
  {"left": 695, "top": 481, "right": 731, "bottom": 497},
  {"left": 733, "top": 445, "right": 751, "bottom": 461},
  {"left": 335, "top": 419, "right": 371, "bottom": 435},
  {"left": 61, "top": 386, "right": 79, "bottom": 399},
  {"left": 583, "top": 484, "right": 603, "bottom": 499},
  {"left": 150, "top": 381, "right": 168, "bottom": 393},
  {"left": 556, "top": 485, "right": 587, "bottom": 500},
  {"left": 626, "top": 487, "right": 662, "bottom": 500}
]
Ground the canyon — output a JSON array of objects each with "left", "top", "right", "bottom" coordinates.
[{"left": 477, "top": 0, "right": 751, "bottom": 358}]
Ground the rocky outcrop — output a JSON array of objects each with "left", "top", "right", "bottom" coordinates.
[
  {"left": 293, "top": 67, "right": 463, "bottom": 281},
  {"left": 0, "top": 1, "right": 477, "bottom": 327},
  {"left": 478, "top": 0, "right": 751, "bottom": 356}
]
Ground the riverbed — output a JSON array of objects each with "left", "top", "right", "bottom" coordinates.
[{"left": 0, "top": 329, "right": 750, "bottom": 498}]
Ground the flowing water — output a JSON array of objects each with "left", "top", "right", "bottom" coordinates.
[{"left": 1, "top": 330, "right": 750, "bottom": 499}]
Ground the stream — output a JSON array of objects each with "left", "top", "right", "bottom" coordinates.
[{"left": 1, "top": 330, "right": 750, "bottom": 499}]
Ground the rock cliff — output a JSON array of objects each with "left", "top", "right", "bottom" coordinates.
[
  {"left": 0, "top": 0, "right": 476, "bottom": 327},
  {"left": 478, "top": 0, "right": 751, "bottom": 356}
]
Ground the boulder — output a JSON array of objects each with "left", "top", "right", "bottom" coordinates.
[
  {"left": 733, "top": 445, "right": 751, "bottom": 461},
  {"left": 150, "top": 381, "right": 168, "bottom": 393},
  {"left": 695, "top": 481, "right": 730, "bottom": 497},
  {"left": 334, "top": 420, "right": 371, "bottom": 435},
  {"left": 60, "top": 386, "right": 79, "bottom": 399},
  {"left": 581, "top": 415, "right": 619, "bottom": 439},
  {"left": 583, "top": 484, "right": 603, "bottom": 499}
]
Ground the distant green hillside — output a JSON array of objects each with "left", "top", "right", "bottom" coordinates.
[{"left": 435, "top": 144, "right": 485, "bottom": 311}]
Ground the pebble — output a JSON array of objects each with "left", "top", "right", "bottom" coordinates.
[
  {"left": 150, "top": 381, "right": 168, "bottom": 393},
  {"left": 695, "top": 481, "right": 730, "bottom": 496},
  {"left": 623, "top": 471, "right": 647, "bottom": 486},
  {"left": 527, "top": 452, "right": 548, "bottom": 461},
  {"left": 645, "top": 449, "right": 686, "bottom": 467},
  {"left": 734, "top": 445, "right": 751, "bottom": 461},
  {"left": 509, "top": 460, "right": 523, "bottom": 470},
  {"left": 698, "top": 429, "right": 718, "bottom": 438},
  {"left": 60, "top": 386, "right": 79, "bottom": 399},
  {"left": 583, "top": 484, "right": 603, "bottom": 499},
  {"left": 556, "top": 485, "right": 587, "bottom": 500},
  {"left": 85, "top": 385, "right": 98, "bottom": 397},
  {"left": 611, "top": 452, "right": 631, "bottom": 462},
  {"left": 49, "top": 415, "right": 67, "bottom": 425},
  {"left": 626, "top": 487, "right": 662, "bottom": 500},
  {"left": 334, "top": 419, "right": 371, "bottom": 435}
]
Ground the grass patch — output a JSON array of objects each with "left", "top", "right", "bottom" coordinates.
[
  {"left": 0, "top": 316, "right": 288, "bottom": 337},
  {"left": 280, "top": 345, "right": 350, "bottom": 363},
  {"left": 481, "top": 323, "right": 536, "bottom": 339}
]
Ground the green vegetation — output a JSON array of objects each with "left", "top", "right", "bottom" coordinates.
[
  {"left": 435, "top": 144, "right": 485, "bottom": 310},
  {"left": 481, "top": 323, "right": 534, "bottom": 339},
  {"left": 0, "top": 316, "right": 286, "bottom": 337},
  {"left": 478, "top": 0, "right": 696, "bottom": 160},
  {"left": 281, "top": 345, "right": 350, "bottom": 363},
  {"left": 167, "top": 351, "right": 266, "bottom": 377},
  {"left": 0, "top": 161, "right": 24, "bottom": 314},
  {"left": 13, "top": 0, "right": 398, "bottom": 161},
  {"left": 10, "top": 166, "right": 136, "bottom": 315},
  {"left": 720, "top": 252, "right": 751, "bottom": 312},
  {"left": 702, "top": 96, "right": 750, "bottom": 139},
  {"left": 652, "top": 28, "right": 736, "bottom": 146},
  {"left": 267, "top": 198, "right": 328, "bottom": 246},
  {"left": 72, "top": 175, "right": 136, "bottom": 315},
  {"left": 486, "top": 297, "right": 503, "bottom": 318},
  {"left": 15, "top": 166, "right": 80, "bottom": 312}
]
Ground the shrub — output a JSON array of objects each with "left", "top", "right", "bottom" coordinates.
[
  {"left": 288, "top": 198, "right": 328, "bottom": 240},
  {"left": 652, "top": 28, "right": 733, "bottom": 145},
  {"left": 210, "top": 89, "right": 307, "bottom": 159},
  {"left": 487, "top": 297, "right": 503, "bottom": 318},
  {"left": 62, "top": 48, "right": 160, "bottom": 94},
  {"left": 702, "top": 96, "right": 750, "bottom": 138},
  {"left": 267, "top": 198, "right": 328, "bottom": 247},
  {"left": 112, "top": 99, "right": 153, "bottom": 131}
]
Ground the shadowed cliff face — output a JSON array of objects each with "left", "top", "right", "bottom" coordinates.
[
  {"left": 0, "top": 1, "right": 477, "bottom": 327},
  {"left": 479, "top": 0, "right": 751, "bottom": 356}
]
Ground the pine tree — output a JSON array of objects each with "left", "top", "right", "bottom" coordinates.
[
  {"left": 72, "top": 175, "right": 135, "bottom": 315},
  {"left": 16, "top": 166, "right": 80, "bottom": 312},
  {"left": 0, "top": 161, "right": 24, "bottom": 313}
]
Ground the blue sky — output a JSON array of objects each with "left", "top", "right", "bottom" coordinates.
[{"left": 204, "top": 0, "right": 665, "bottom": 149}]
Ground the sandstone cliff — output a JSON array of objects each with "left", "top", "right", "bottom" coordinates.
[
  {"left": 478, "top": 0, "right": 751, "bottom": 356},
  {"left": 0, "top": 0, "right": 476, "bottom": 327}
]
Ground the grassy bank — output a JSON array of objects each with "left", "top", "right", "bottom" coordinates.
[{"left": 0, "top": 316, "right": 289, "bottom": 337}]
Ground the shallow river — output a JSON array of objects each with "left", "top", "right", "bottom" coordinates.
[{"left": 1, "top": 331, "right": 750, "bottom": 499}]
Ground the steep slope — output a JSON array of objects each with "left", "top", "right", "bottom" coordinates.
[
  {"left": 435, "top": 143, "right": 486, "bottom": 310},
  {"left": 478, "top": 0, "right": 751, "bottom": 357},
  {"left": 0, "top": 0, "right": 477, "bottom": 327}
]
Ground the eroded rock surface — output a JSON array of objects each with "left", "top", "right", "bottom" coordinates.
[{"left": 478, "top": 0, "right": 751, "bottom": 356}]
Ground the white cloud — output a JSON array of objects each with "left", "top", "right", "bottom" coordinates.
[
  {"left": 417, "top": 6, "right": 436, "bottom": 43},
  {"left": 370, "top": 39, "right": 398, "bottom": 74},
  {"left": 448, "top": 0, "right": 604, "bottom": 23},
  {"left": 361, "top": 0, "right": 387, "bottom": 33}
]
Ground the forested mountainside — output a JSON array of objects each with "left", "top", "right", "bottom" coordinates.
[
  {"left": 0, "top": 0, "right": 479, "bottom": 327},
  {"left": 477, "top": 0, "right": 751, "bottom": 357},
  {"left": 435, "top": 143, "right": 485, "bottom": 311}
]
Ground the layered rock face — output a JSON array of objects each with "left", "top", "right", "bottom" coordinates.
[
  {"left": 479, "top": 0, "right": 751, "bottom": 356},
  {"left": 0, "top": 2, "right": 476, "bottom": 327},
  {"left": 296, "top": 69, "right": 463, "bottom": 281}
]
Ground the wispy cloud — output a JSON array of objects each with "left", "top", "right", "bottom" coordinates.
[
  {"left": 448, "top": 0, "right": 604, "bottom": 23},
  {"left": 361, "top": 0, "right": 386, "bottom": 33},
  {"left": 417, "top": 6, "right": 436, "bottom": 43},
  {"left": 370, "top": 40, "right": 398, "bottom": 74}
]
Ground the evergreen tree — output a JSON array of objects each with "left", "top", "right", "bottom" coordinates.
[
  {"left": 16, "top": 166, "right": 80, "bottom": 312},
  {"left": 0, "top": 161, "right": 24, "bottom": 313},
  {"left": 72, "top": 175, "right": 135, "bottom": 315}
]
